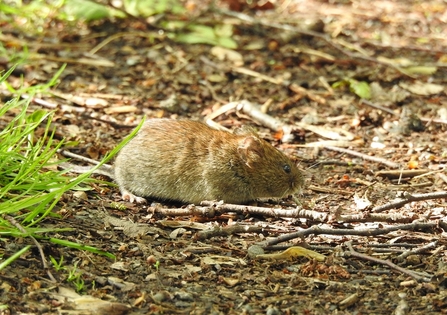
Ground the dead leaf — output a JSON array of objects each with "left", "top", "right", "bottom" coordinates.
[
  {"left": 104, "top": 105, "right": 138, "bottom": 114},
  {"left": 55, "top": 287, "right": 131, "bottom": 315},
  {"left": 353, "top": 194, "right": 372, "bottom": 210},
  {"left": 255, "top": 246, "right": 326, "bottom": 261},
  {"left": 399, "top": 81, "right": 444, "bottom": 95},
  {"left": 210, "top": 46, "right": 243, "bottom": 66},
  {"left": 107, "top": 277, "right": 136, "bottom": 292},
  {"left": 295, "top": 122, "right": 356, "bottom": 141},
  {"left": 202, "top": 255, "right": 242, "bottom": 265}
]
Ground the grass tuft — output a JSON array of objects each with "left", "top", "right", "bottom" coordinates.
[{"left": 0, "top": 66, "right": 142, "bottom": 271}]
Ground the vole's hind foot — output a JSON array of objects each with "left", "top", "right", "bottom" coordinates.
[{"left": 121, "top": 189, "right": 147, "bottom": 204}]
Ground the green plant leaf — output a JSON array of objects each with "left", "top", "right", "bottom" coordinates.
[
  {"left": 332, "top": 79, "right": 371, "bottom": 99},
  {"left": 215, "top": 24, "right": 234, "bottom": 38},
  {"left": 349, "top": 80, "right": 371, "bottom": 99},
  {"left": 172, "top": 24, "right": 237, "bottom": 49},
  {"left": 123, "top": 0, "right": 185, "bottom": 17},
  {"left": 64, "top": 0, "right": 111, "bottom": 21},
  {"left": 216, "top": 37, "right": 238, "bottom": 49},
  {"left": 49, "top": 238, "right": 116, "bottom": 259},
  {"left": 0, "top": 246, "right": 31, "bottom": 271}
]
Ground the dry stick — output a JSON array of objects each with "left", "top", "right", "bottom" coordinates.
[
  {"left": 156, "top": 204, "right": 221, "bottom": 218},
  {"left": 396, "top": 241, "right": 438, "bottom": 261},
  {"left": 19, "top": 93, "right": 86, "bottom": 113},
  {"left": 436, "top": 172, "right": 447, "bottom": 185},
  {"left": 198, "top": 201, "right": 328, "bottom": 221},
  {"left": 360, "top": 99, "right": 397, "bottom": 115},
  {"left": 337, "top": 212, "right": 414, "bottom": 224},
  {"left": 288, "top": 83, "right": 327, "bottom": 104},
  {"left": 375, "top": 169, "right": 430, "bottom": 179},
  {"left": 89, "top": 32, "right": 162, "bottom": 55},
  {"left": 236, "top": 100, "right": 358, "bottom": 145},
  {"left": 58, "top": 150, "right": 105, "bottom": 166},
  {"left": 196, "top": 225, "right": 265, "bottom": 241},
  {"left": 4, "top": 215, "right": 56, "bottom": 283},
  {"left": 256, "top": 222, "right": 439, "bottom": 248},
  {"left": 19, "top": 93, "right": 134, "bottom": 129},
  {"left": 232, "top": 67, "right": 282, "bottom": 85},
  {"left": 365, "top": 40, "right": 447, "bottom": 54},
  {"left": 309, "top": 159, "right": 362, "bottom": 167},
  {"left": 372, "top": 191, "right": 447, "bottom": 213},
  {"left": 345, "top": 241, "right": 432, "bottom": 282},
  {"left": 0, "top": 33, "right": 91, "bottom": 50},
  {"left": 201, "top": 80, "right": 227, "bottom": 104},
  {"left": 237, "top": 100, "right": 284, "bottom": 130},
  {"left": 368, "top": 243, "right": 417, "bottom": 249},
  {"left": 308, "top": 185, "right": 353, "bottom": 195},
  {"left": 421, "top": 117, "right": 447, "bottom": 125},
  {"left": 324, "top": 145, "right": 401, "bottom": 169},
  {"left": 32, "top": 54, "right": 115, "bottom": 67},
  {"left": 202, "top": 98, "right": 292, "bottom": 137},
  {"left": 195, "top": 201, "right": 416, "bottom": 223}
]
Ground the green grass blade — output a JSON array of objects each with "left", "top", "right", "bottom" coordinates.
[
  {"left": 49, "top": 238, "right": 116, "bottom": 260},
  {"left": 0, "top": 245, "right": 31, "bottom": 271}
]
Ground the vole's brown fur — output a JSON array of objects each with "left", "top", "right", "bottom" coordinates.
[{"left": 113, "top": 119, "right": 304, "bottom": 204}]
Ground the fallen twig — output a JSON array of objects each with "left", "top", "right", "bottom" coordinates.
[
  {"left": 345, "top": 241, "right": 432, "bottom": 282},
  {"left": 257, "top": 222, "right": 439, "bottom": 247},
  {"left": 196, "top": 225, "right": 265, "bottom": 241},
  {"left": 155, "top": 204, "right": 221, "bottom": 218},
  {"left": 437, "top": 172, "right": 447, "bottom": 185},
  {"left": 375, "top": 169, "right": 430, "bottom": 179},
  {"left": 360, "top": 99, "right": 397, "bottom": 115},
  {"left": 396, "top": 241, "right": 439, "bottom": 262},
  {"left": 156, "top": 201, "right": 420, "bottom": 224},
  {"left": 324, "top": 145, "right": 401, "bottom": 169},
  {"left": 18, "top": 93, "right": 85, "bottom": 112},
  {"left": 198, "top": 201, "right": 329, "bottom": 221},
  {"left": 16, "top": 93, "right": 135, "bottom": 129},
  {"left": 223, "top": 100, "right": 358, "bottom": 144},
  {"left": 58, "top": 150, "right": 106, "bottom": 166},
  {"left": 371, "top": 191, "right": 447, "bottom": 213}
]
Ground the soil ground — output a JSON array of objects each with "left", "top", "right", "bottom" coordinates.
[{"left": 1, "top": 0, "right": 447, "bottom": 314}]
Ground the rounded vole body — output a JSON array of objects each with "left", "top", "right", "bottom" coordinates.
[{"left": 113, "top": 119, "right": 304, "bottom": 204}]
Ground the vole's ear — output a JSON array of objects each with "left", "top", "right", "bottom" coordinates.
[{"left": 237, "top": 136, "right": 265, "bottom": 168}]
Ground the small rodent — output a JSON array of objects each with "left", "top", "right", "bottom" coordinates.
[{"left": 70, "top": 119, "right": 304, "bottom": 204}]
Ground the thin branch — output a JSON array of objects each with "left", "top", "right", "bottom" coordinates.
[
  {"left": 257, "top": 222, "right": 439, "bottom": 247},
  {"left": 396, "top": 241, "right": 439, "bottom": 261},
  {"left": 372, "top": 191, "right": 447, "bottom": 213},
  {"left": 196, "top": 225, "right": 265, "bottom": 241},
  {"left": 360, "top": 99, "right": 397, "bottom": 115},
  {"left": 19, "top": 93, "right": 85, "bottom": 112},
  {"left": 58, "top": 150, "right": 109, "bottom": 166},
  {"left": 17, "top": 93, "right": 135, "bottom": 129},
  {"left": 198, "top": 201, "right": 329, "bottom": 221},
  {"left": 375, "top": 169, "right": 431, "bottom": 179},
  {"left": 155, "top": 201, "right": 419, "bottom": 224},
  {"left": 324, "top": 145, "right": 401, "bottom": 169},
  {"left": 89, "top": 31, "right": 163, "bottom": 55},
  {"left": 345, "top": 241, "right": 432, "bottom": 282}
]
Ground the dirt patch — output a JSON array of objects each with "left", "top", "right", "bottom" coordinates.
[{"left": 1, "top": 0, "right": 447, "bottom": 313}]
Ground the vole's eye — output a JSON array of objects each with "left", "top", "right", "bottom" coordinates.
[{"left": 283, "top": 164, "right": 291, "bottom": 174}]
